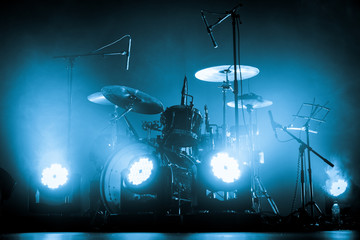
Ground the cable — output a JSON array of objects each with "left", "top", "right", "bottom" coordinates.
[
  {"left": 235, "top": 14, "right": 249, "bottom": 137},
  {"left": 290, "top": 152, "right": 301, "bottom": 213}
]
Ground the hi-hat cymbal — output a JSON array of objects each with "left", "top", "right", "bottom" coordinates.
[
  {"left": 227, "top": 93, "right": 272, "bottom": 109},
  {"left": 195, "top": 65, "right": 259, "bottom": 82},
  {"left": 101, "top": 85, "right": 164, "bottom": 114},
  {"left": 87, "top": 92, "right": 113, "bottom": 105}
]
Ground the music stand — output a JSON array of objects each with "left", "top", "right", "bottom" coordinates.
[
  {"left": 270, "top": 101, "right": 333, "bottom": 220},
  {"left": 292, "top": 102, "right": 331, "bottom": 217}
]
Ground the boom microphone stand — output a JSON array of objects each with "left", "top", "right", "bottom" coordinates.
[
  {"left": 201, "top": 3, "right": 243, "bottom": 156},
  {"left": 54, "top": 35, "right": 132, "bottom": 160},
  {"left": 268, "top": 111, "right": 334, "bottom": 219}
]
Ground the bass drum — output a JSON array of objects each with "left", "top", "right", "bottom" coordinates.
[{"left": 100, "top": 141, "right": 157, "bottom": 214}]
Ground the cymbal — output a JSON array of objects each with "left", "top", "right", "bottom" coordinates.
[
  {"left": 101, "top": 85, "right": 164, "bottom": 114},
  {"left": 227, "top": 93, "right": 272, "bottom": 109},
  {"left": 87, "top": 92, "right": 113, "bottom": 105},
  {"left": 195, "top": 65, "right": 259, "bottom": 82}
]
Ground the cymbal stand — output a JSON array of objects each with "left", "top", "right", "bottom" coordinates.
[
  {"left": 110, "top": 105, "right": 139, "bottom": 145},
  {"left": 247, "top": 106, "right": 279, "bottom": 215},
  {"left": 219, "top": 68, "right": 233, "bottom": 148}
]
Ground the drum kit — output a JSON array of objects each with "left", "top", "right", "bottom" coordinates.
[{"left": 88, "top": 64, "right": 279, "bottom": 215}]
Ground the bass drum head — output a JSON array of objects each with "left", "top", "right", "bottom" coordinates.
[{"left": 100, "top": 141, "right": 157, "bottom": 214}]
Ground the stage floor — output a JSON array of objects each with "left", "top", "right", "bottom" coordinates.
[
  {"left": 1, "top": 212, "right": 359, "bottom": 234},
  {"left": 1, "top": 231, "right": 359, "bottom": 240}
]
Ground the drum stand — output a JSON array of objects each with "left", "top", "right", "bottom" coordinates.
[
  {"left": 247, "top": 106, "right": 280, "bottom": 215},
  {"left": 219, "top": 69, "right": 233, "bottom": 148},
  {"left": 110, "top": 105, "right": 139, "bottom": 148}
]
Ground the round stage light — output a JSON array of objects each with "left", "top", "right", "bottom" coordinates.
[
  {"left": 210, "top": 152, "right": 241, "bottom": 183},
  {"left": 329, "top": 179, "right": 348, "bottom": 197},
  {"left": 41, "top": 163, "right": 69, "bottom": 189},
  {"left": 127, "top": 157, "right": 154, "bottom": 185}
]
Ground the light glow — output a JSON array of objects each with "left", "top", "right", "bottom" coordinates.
[
  {"left": 41, "top": 163, "right": 69, "bottom": 189},
  {"left": 210, "top": 152, "right": 241, "bottom": 183},
  {"left": 325, "top": 166, "right": 349, "bottom": 197},
  {"left": 127, "top": 157, "right": 154, "bottom": 185},
  {"left": 329, "top": 179, "right": 348, "bottom": 197}
]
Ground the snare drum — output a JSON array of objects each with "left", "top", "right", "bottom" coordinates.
[{"left": 161, "top": 105, "right": 203, "bottom": 147}]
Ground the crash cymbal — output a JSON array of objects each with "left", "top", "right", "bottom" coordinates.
[
  {"left": 195, "top": 65, "right": 259, "bottom": 82},
  {"left": 101, "top": 85, "right": 164, "bottom": 114},
  {"left": 227, "top": 92, "right": 272, "bottom": 109},
  {"left": 87, "top": 92, "right": 113, "bottom": 105}
]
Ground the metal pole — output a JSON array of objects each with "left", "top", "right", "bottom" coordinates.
[
  {"left": 306, "top": 123, "right": 315, "bottom": 217},
  {"left": 66, "top": 58, "right": 75, "bottom": 161},
  {"left": 231, "top": 13, "right": 240, "bottom": 158}
]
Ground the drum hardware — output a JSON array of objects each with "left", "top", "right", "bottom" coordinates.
[
  {"left": 142, "top": 120, "right": 162, "bottom": 141},
  {"left": 160, "top": 77, "right": 202, "bottom": 148},
  {"left": 227, "top": 93, "right": 278, "bottom": 215},
  {"left": 161, "top": 105, "right": 202, "bottom": 147},
  {"left": 101, "top": 85, "right": 165, "bottom": 141},
  {"left": 195, "top": 65, "right": 260, "bottom": 150},
  {"left": 269, "top": 104, "right": 333, "bottom": 220},
  {"left": 219, "top": 68, "right": 233, "bottom": 148},
  {"left": 142, "top": 121, "right": 162, "bottom": 132},
  {"left": 88, "top": 85, "right": 164, "bottom": 150},
  {"left": 227, "top": 93, "right": 273, "bottom": 110}
]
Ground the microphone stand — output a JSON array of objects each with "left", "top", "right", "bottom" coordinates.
[
  {"left": 272, "top": 118, "right": 334, "bottom": 219},
  {"left": 201, "top": 4, "right": 242, "bottom": 154},
  {"left": 54, "top": 37, "right": 131, "bottom": 162}
]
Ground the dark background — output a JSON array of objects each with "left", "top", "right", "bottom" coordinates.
[{"left": 0, "top": 0, "right": 359, "bottom": 216}]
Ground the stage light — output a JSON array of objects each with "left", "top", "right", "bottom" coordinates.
[
  {"left": 329, "top": 179, "right": 348, "bottom": 197},
  {"left": 325, "top": 166, "right": 349, "bottom": 198},
  {"left": 210, "top": 152, "right": 241, "bottom": 183},
  {"left": 197, "top": 150, "right": 248, "bottom": 192},
  {"left": 41, "top": 163, "right": 69, "bottom": 189},
  {"left": 122, "top": 152, "right": 162, "bottom": 193},
  {"left": 127, "top": 157, "right": 154, "bottom": 185}
]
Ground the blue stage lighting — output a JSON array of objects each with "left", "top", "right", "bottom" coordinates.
[
  {"left": 41, "top": 163, "right": 69, "bottom": 189},
  {"left": 210, "top": 152, "right": 241, "bottom": 183},
  {"left": 329, "top": 179, "right": 348, "bottom": 197},
  {"left": 197, "top": 150, "right": 248, "bottom": 192},
  {"left": 325, "top": 166, "right": 349, "bottom": 197},
  {"left": 127, "top": 157, "right": 154, "bottom": 185}
]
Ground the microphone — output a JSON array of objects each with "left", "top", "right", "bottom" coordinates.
[
  {"left": 126, "top": 36, "right": 131, "bottom": 70},
  {"left": 201, "top": 11, "right": 218, "bottom": 48},
  {"left": 268, "top": 110, "right": 279, "bottom": 139},
  {"left": 181, "top": 76, "right": 187, "bottom": 105}
]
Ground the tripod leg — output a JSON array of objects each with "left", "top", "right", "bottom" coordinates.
[
  {"left": 314, "top": 202, "right": 323, "bottom": 215},
  {"left": 305, "top": 201, "right": 323, "bottom": 216},
  {"left": 255, "top": 176, "right": 280, "bottom": 215}
]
